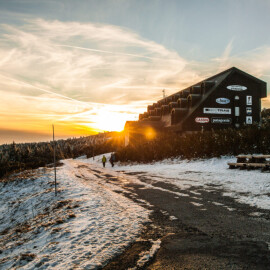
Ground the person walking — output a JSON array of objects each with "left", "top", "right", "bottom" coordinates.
[
  {"left": 109, "top": 153, "right": 115, "bottom": 167},
  {"left": 102, "top": 155, "right": 106, "bottom": 168}
]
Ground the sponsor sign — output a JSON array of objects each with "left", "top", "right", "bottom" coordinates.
[
  {"left": 216, "top": 98, "right": 230, "bottom": 104},
  {"left": 246, "top": 96, "right": 252, "bottom": 105},
  {"left": 227, "top": 85, "right": 247, "bottom": 91},
  {"left": 195, "top": 117, "right": 209, "bottom": 123},
  {"left": 211, "top": 117, "right": 232, "bottom": 124},
  {"left": 203, "top": 108, "right": 231, "bottom": 114},
  {"left": 246, "top": 107, "right": 252, "bottom": 115},
  {"left": 246, "top": 116, "right": 252, "bottom": 124}
]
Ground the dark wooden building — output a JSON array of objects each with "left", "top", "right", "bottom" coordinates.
[
  {"left": 134, "top": 67, "right": 266, "bottom": 128},
  {"left": 124, "top": 67, "right": 267, "bottom": 144}
]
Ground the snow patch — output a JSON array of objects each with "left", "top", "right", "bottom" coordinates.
[
  {"left": 191, "top": 202, "right": 204, "bottom": 207},
  {"left": 212, "top": 202, "right": 224, "bottom": 206},
  {"left": 0, "top": 160, "right": 150, "bottom": 269},
  {"left": 129, "top": 239, "right": 161, "bottom": 270},
  {"left": 84, "top": 155, "right": 270, "bottom": 210}
]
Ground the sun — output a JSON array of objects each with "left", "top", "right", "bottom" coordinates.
[
  {"left": 79, "top": 104, "right": 142, "bottom": 133},
  {"left": 94, "top": 110, "right": 130, "bottom": 132}
]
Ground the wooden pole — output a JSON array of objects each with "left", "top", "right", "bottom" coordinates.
[
  {"left": 92, "top": 138, "right": 95, "bottom": 160},
  {"left": 53, "top": 124, "right": 57, "bottom": 196}
]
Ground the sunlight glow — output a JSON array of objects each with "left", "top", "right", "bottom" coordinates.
[
  {"left": 145, "top": 127, "right": 156, "bottom": 140},
  {"left": 92, "top": 109, "right": 136, "bottom": 132}
]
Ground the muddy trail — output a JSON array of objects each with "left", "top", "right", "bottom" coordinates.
[{"left": 82, "top": 167, "right": 270, "bottom": 270}]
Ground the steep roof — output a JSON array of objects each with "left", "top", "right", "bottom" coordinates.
[{"left": 158, "top": 67, "right": 267, "bottom": 104}]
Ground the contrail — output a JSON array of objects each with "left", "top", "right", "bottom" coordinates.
[
  {"left": 0, "top": 73, "right": 130, "bottom": 122},
  {"left": 0, "top": 73, "right": 96, "bottom": 108},
  {"left": 57, "top": 44, "right": 172, "bottom": 61}
]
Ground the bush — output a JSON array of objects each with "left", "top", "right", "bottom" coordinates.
[
  {"left": 0, "top": 132, "right": 124, "bottom": 178},
  {"left": 116, "top": 124, "right": 270, "bottom": 162}
]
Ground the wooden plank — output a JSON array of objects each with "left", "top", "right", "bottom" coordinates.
[
  {"left": 227, "top": 163, "right": 247, "bottom": 167},
  {"left": 246, "top": 163, "right": 267, "bottom": 168},
  {"left": 252, "top": 155, "right": 270, "bottom": 159},
  {"left": 236, "top": 155, "right": 270, "bottom": 159},
  {"left": 236, "top": 155, "right": 252, "bottom": 159}
]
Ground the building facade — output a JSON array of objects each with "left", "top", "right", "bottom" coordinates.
[
  {"left": 124, "top": 67, "right": 267, "bottom": 144},
  {"left": 144, "top": 67, "right": 266, "bottom": 128}
]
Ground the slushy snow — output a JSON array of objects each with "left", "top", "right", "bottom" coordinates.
[
  {"left": 1, "top": 154, "right": 269, "bottom": 269},
  {"left": 84, "top": 155, "right": 270, "bottom": 210},
  {"left": 0, "top": 159, "right": 150, "bottom": 269}
]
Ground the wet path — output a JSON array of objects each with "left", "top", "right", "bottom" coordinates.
[{"left": 76, "top": 161, "right": 270, "bottom": 269}]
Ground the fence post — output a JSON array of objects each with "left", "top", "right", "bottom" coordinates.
[{"left": 52, "top": 124, "right": 57, "bottom": 196}]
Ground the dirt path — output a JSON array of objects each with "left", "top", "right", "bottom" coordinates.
[{"left": 75, "top": 162, "right": 270, "bottom": 269}]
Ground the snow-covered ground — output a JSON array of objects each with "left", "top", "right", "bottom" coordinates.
[
  {"left": 0, "top": 160, "right": 150, "bottom": 269},
  {"left": 1, "top": 154, "right": 269, "bottom": 269},
  {"left": 83, "top": 155, "right": 270, "bottom": 210}
]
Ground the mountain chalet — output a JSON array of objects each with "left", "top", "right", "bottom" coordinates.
[{"left": 124, "top": 67, "right": 267, "bottom": 145}]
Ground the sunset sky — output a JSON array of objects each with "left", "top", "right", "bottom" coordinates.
[{"left": 0, "top": 0, "right": 270, "bottom": 144}]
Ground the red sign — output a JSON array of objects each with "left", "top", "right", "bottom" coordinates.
[{"left": 195, "top": 117, "right": 209, "bottom": 123}]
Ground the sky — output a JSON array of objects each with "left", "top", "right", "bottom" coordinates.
[{"left": 0, "top": 0, "right": 270, "bottom": 144}]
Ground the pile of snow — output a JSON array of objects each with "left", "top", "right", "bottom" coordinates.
[
  {"left": 0, "top": 160, "right": 149, "bottom": 269},
  {"left": 83, "top": 154, "right": 270, "bottom": 210},
  {"left": 129, "top": 239, "right": 161, "bottom": 270}
]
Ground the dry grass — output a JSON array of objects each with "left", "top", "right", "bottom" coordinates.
[
  {"left": 68, "top": 213, "right": 76, "bottom": 219},
  {"left": 19, "top": 253, "right": 36, "bottom": 261}
]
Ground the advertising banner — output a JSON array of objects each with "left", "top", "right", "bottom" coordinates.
[
  {"left": 227, "top": 85, "right": 247, "bottom": 91},
  {"left": 211, "top": 117, "right": 232, "bottom": 124},
  {"left": 216, "top": 98, "right": 230, "bottom": 104},
  {"left": 246, "top": 107, "right": 252, "bottom": 115},
  {"left": 246, "top": 116, "right": 252, "bottom": 124},
  {"left": 203, "top": 108, "right": 231, "bottom": 114},
  {"left": 246, "top": 96, "right": 252, "bottom": 105},
  {"left": 195, "top": 117, "right": 209, "bottom": 123}
]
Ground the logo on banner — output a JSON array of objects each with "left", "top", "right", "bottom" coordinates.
[
  {"left": 246, "top": 116, "right": 252, "bottom": 124},
  {"left": 211, "top": 118, "right": 232, "bottom": 124},
  {"left": 246, "top": 107, "right": 252, "bottom": 115},
  {"left": 216, "top": 98, "right": 230, "bottom": 104},
  {"left": 246, "top": 96, "right": 252, "bottom": 105},
  {"left": 227, "top": 85, "right": 247, "bottom": 91},
  {"left": 195, "top": 117, "right": 209, "bottom": 123},
  {"left": 203, "top": 108, "right": 231, "bottom": 114}
]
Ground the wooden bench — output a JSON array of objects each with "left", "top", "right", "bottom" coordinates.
[
  {"left": 236, "top": 155, "right": 252, "bottom": 163},
  {"left": 236, "top": 155, "right": 253, "bottom": 159},
  {"left": 236, "top": 155, "right": 270, "bottom": 163},
  {"left": 228, "top": 155, "right": 270, "bottom": 172},
  {"left": 228, "top": 163, "right": 247, "bottom": 169},
  {"left": 252, "top": 155, "right": 270, "bottom": 158}
]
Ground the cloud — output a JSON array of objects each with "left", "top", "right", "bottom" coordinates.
[
  {"left": 0, "top": 18, "right": 197, "bottom": 139},
  {"left": 212, "top": 39, "right": 234, "bottom": 71}
]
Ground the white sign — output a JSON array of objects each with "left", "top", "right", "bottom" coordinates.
[
  {"left": 203, "top": 108, "right": 231, "bottom": 114},
  {"left": 246, "top": 116, "right": 252, "bottom": 124},
  {"left": 246, "top": 96, "right": 252, "bottom": 105},
  {"left": 227, "top": 85, "right": 247, "bottom": 91},
  {"left": 216, "top": 98, "right": 230, "bottom": 104},
  {"left": 211, "top": 118, "right": 232, "bottom": 124},
  {"left": 246, "top": 107, "right": 252, "bottom": 115},
  {"left": 195, "top": 117, "right": 209, "bottom": 123}
]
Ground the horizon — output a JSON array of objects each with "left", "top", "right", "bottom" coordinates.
[
  {"left": 1, "top": 0, "right": 270, "bottom": 144},
  {"left": 0, "top": 128, "right": 120, "bottom": 145}
]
